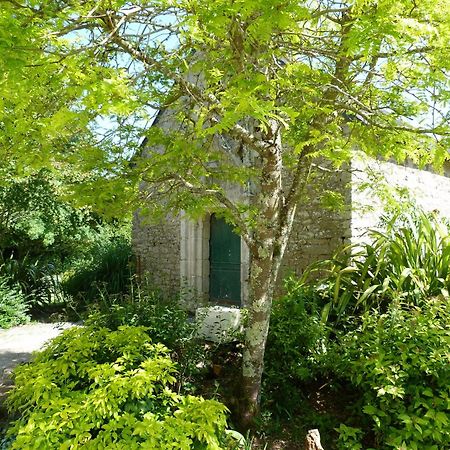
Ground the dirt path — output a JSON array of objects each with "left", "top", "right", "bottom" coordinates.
[{"left": 0, "top": 322, "right": 74, "bottom": 419}]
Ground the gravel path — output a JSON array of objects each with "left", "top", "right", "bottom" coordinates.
[{"left": 0, "top": 322, "right": 74, "bottom": 406}]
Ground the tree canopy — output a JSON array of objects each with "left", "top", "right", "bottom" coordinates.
[
  {"left": 2, "top": 1, "right": 449, "bottom": 214},
  {"left": 2, "top": 0, "right": 450, "bottom": 425}
]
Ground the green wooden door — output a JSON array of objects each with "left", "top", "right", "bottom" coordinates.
[{"left": 209, "top": 215, "right": 241, "bottom": 305}]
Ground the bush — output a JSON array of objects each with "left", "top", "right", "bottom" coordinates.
[
  {"left": 333, "top": 297, "right": 450, "bottom": 449},
  {"left": 302, "top": 210, "right": 450, "bottom": 321},
  {"left": 0, "top": 276, "right": 29, "bottom": 328},
  {"left": 263, "top": 210, "right": 450, "bottom": 448},
  {"left": 265, "top": 282, "right": 326, "bottom": 387},
  {"left": 261, "top": 281, "right": 336, "bottom": 444},
  {"left": 84, "top": 286, "right": 205, "bottom": 391},
  {"left": 0, "top": 171, "right": 133, "bottom": 313},
  {"left": 0, "top": 254, "right": 61, "bottom": 309},
  {"left": 6, "top": 325, "right": 232, "bottom": 449},
  {"left": 0, "top": 170, "right": 92, "bottom": 260},
  {"left": 62, "top": 236, "right": 133, "bottom": 307},
  {"left": 86, "top": 287, "right": 194, "bottom": 352}
]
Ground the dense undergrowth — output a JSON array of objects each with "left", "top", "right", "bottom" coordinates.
[
  {"left": 5, "top": 326, "right": 237, "bottom": 449},
  {"left": 1, "top": 193, "right": 449, "bottom": 449},
  {"left": 0, "top": 276, "right": 29, "bottom": 329},
  {"left": 0, "top": 170, "right": 133, "bottom": 328},
  {"left": 263, "top": 211, "right": 450, "bottom": 449}
]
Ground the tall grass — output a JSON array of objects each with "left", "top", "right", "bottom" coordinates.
[
  {"left": 0, "top": 253, "right": 59, "bottom": 308},
  {"left": 302, "top": 210, "right": 450, "bottom": 320}
]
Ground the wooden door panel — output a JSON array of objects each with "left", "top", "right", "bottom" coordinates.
[{"left": 209, "top": 215, "right": 241, "bottom": 305}]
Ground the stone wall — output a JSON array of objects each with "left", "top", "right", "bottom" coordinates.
[
  {"left": 350, "top": 157, "right": 450, "bottom": 242},
  {"left": 278, "top": 157, "right": 450, "bottom": 294},
  {"left": 133, "top": 162, "right": 354, "bottom": 301},
  {"left": 277, "top": 165, "right": 353, "bottom": 290},
  {"left": 132, "top": 107, "right": 184, "bottom": 298},
  {"left": 133, "top": 140, "right": 450, "bottom": 303},
  {"left": 132, "top": 212, "right": 181, "bottom": 298}
]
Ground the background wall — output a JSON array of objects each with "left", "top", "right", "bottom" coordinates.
[
  {"left": 133, "top": 213, "right": 181, "bottom": 298},
  {"left": 133, "top": 149, "right": 450, "bottom": 303},
  {"left": 278, "top": 164, "right": 352, "bottom": 287},
  {"left": 351, "top": 157, "right": 450, "bottom": 242}
]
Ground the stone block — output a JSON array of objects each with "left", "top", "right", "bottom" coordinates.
[{"left": 195, "top": 306, "right": 243, "bottom": 343}]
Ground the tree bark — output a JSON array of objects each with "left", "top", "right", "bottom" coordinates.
[
  {"left": 239, "top": 123, "right": 296, "bottom": 428},
  {"left": 240, "top": 250, "right": 278, "bottom": 428}
]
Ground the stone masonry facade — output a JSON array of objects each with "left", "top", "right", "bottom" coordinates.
[
  {"left": 351, "top": 158, "right": 450, "bottom": 241},
  {"left": 133, "top": 214, "right": 181, "bottom": 299},
  {"left": 133, "top": 158, "right": 450, "bottom": 307},
  {"left": 133, "top": 108, "right": 450, "bottom": 306}
]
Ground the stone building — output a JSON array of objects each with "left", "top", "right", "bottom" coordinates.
[{"left": 133, "top": 111, "right": 450, "bottom": 309}]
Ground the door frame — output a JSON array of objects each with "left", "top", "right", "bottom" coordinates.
[{"left": 180, "top": 214, "right": 249, "bottom": 309}]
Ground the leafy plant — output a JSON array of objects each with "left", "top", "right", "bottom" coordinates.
[
  {"left": 6, "top": 325, "right": 234, "bottom": 449},
  {"left": 0, "top": 276, "right": 29, "bottom": 329},
  {"left": 86, "top": 285, "right": 194, "bottom": 351},
  {"left": 333, "top": 297, "right": 450, "bottom": 449},
  {"left": 264, "top": 283, "right": 326, "bottom": 392},
  {"left": 84, "top": 284, "right": 205, "bottom": 392},
  {"left": 0, "top": 170, "right": 93, "bottom": 260},
  {"left": 62, "top": 236, "right": 133, "bottom": 307},
  {"left": 261, "top": 283, "right": 340, "bottom": 447},
  {"left": 0, "top": 170, "right": 133, "bottom": 312},
  {"left": 335, "top": 424, "right": 363, "bottom": 450},
  {"left": 0, "top": 254, "right": 62, "bottom": 308},
  {"left": 302, "top": 210, "right": 450, "bottom": 320}
]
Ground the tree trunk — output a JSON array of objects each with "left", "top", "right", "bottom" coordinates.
[
  {"left": 239, "top": 123, "right": 297, "bottom": 428},
  {"left": 239, "top": 205, "right": 299, "bottom": 428},
  {"left": 240, "top": 249, "right": 278, "bottom": 428}
]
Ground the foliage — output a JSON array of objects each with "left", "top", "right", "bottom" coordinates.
[
  {"left": 2, "top": 0, "right": 449, "bottom": 214},
  {"left": 335, "top": 424, "right": 364, "bottom": 450},
  {"left": 302, "top": 210, "right": 450, "bottom": 321},
  {"left": 6, "top": 325, "right": 234, "bottom": 449},
  {"left": 0, "top": 254, "right": 61, "bottom": 309},
  {"left": 0, "top": 171, "right": 94, "bottom": 259},
  {"left": 261, "top": 282, "right": 345, "bottom": 448},
  {"left": 264, "top": 283, "right": 327, "bottom": 405},
  {"left": 0, "top": 170, "right": 132, "bottom": 310},
  {"left": 333, "top": 297, "right": 450, "bottom": 449},
  {"left": 86, "top": 287, "right": 192, "bottom": 351},
  {"left": 62, "top": 235, "right": 133, "bottom": 307},
  {"left": 84, "top": 285, "right": 205, "bottom": 391},
  {"left": 260, "top": 212, "right": 450, "bottom": 447},
  {"left": 0, "top": 276, "right": 29, "bottom": 329},
  {"left": 3, "top": 0, "right": 450, "bottom": 424}
]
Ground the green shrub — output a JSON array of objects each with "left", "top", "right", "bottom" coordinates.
[
  {"left": 265, "top": 283, "right": 326, "bottom": 383},
  {"left": 6, "top": 325, "right": 232, "bottom": 449},
  {"left": 333, "top": 297, "right": 450, "bottom": 449},
  {"left": 262, "top": 282, "right": 330, "bottom": 424},
  {"left": 85, "top": 286, "right": 192, "bottom": 350},
  {"left": 0, "top": 171, "right": 135, "bottom": 314},
  {"left": 0, "top": 254, "right": 61, "bottom": 308},
  {"left": 303, "top": 210, "right": 450, "bottom": 320},
  {"left": 84, "top": 286, "right": 205, "bottom": 392},
  {"left": 62, "top": 236, "right": 133, "bottom": 307},
  {"left": 0, "top": 170, "right": 93, "bottom": 260},
  {"left": 0, "top": 276, "right": 29, "bottom": 328}
]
